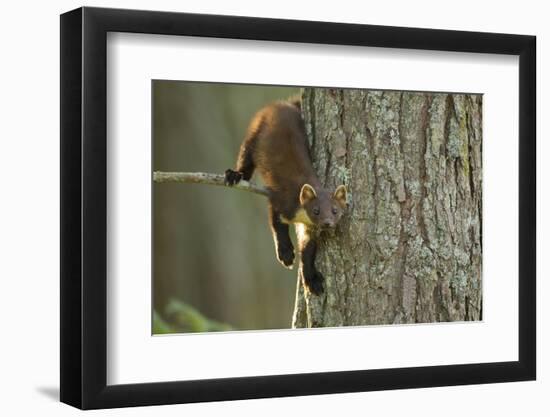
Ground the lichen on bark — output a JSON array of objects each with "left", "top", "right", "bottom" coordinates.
[{"left": 292, "top": 88, "right": 482, "bottom": 328}]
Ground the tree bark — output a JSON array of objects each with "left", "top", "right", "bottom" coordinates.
[{"left": 292, "top": 88, "right": 482, "bottom": 328}]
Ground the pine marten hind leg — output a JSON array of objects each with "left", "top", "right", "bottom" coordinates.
[
  {"left": 225, "top": 136, "right": 256, "bottom": 185},
  {"left": 269, "top": 205, "right": 295, "bottom": 269}
]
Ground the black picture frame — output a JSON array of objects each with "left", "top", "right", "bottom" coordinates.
[{"left": 60, "top": 6, "right": 536, "bottom": 410}]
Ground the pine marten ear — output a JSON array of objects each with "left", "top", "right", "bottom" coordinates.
[
  {"left": 300, "top": 184, "right": 317, "bottom": 205},
  {"left": 333, "top": 185, "right": 348, "bottom": 207}
]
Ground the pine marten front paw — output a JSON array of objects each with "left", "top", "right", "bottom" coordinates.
[
  {"left": 304, "top": 271, "right": 325, "bottom": 296},
  {"left": 276, "top": 244, "right": 295, "bottom": 269},
  {"left": 224, "top": 169, "right": 243, "bottom": 186}
]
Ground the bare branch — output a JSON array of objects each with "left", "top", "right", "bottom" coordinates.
[{"left": 153, "top": 171, "right": 270, "bottom": 197}]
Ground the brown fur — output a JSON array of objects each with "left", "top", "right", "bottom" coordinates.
[
  {"left": 250, "top": 101, "right": 317, "bottom": 217},
  {"left": 225, "top": 98, "right": 347, "bottom": 295}
]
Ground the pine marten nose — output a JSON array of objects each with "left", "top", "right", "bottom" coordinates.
[{"left": 323, "top": 220, "right": 334, "bottom": 228}]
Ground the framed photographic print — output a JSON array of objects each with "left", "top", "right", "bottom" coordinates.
[{"left": 60, "top": 6, "right": 536, "bottom": 409}]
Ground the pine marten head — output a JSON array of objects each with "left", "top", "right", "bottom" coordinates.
[{"left": 299, "top": 184, "right": 348, "bottom": 230}]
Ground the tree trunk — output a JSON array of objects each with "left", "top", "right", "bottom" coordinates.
[{"left": 292, "top": 88, "right": 482, "bottom": 328}]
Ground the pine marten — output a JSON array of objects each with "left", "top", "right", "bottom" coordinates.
[{"left": 225, "top": 98, "right": 348, "bottom": 295}]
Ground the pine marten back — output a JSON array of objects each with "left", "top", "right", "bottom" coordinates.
[{"left": 225, "top": 98, "right": 347, "bottom": 295}]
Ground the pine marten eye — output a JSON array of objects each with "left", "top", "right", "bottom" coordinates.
[
  {"left": 332, "top": 207, "right": 338, "bottom": 215},
  {"left": 313, "top": 207, "right": 320, "bottom": 216}
]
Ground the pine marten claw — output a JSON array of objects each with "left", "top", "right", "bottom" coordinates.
[{"left": 224, "top": 169, "right": 243, "bottom": 186}]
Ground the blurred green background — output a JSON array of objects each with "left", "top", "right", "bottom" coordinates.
[{"left": 153, "top": 81, "right": 300, "bottom": 334}]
